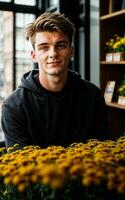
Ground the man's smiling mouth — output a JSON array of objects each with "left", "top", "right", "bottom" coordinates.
[{"left": 47, "top": 61, "right": 61, "bottom": 65}]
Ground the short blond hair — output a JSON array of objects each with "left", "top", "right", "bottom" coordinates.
[{"left": 25, "top": 12, "right": 75, "bottom": 48}]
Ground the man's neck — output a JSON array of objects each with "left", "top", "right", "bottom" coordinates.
[{"left": 39, "top": 72, "right": 68, "bottom": 92}]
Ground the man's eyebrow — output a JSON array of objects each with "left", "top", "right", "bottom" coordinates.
[
  {"left": 37, "top": 40, "right": 68, "bottom": 47},
  {"left": 37, "top": 43, "right": 48, "bottom": 47},
  {"left": 56, "top": 40, "right": 68, "bottom": 43}
]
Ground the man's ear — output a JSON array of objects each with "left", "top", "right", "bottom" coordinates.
[{"left": 31, "top": 50, "right": 38, "bottom": 63}]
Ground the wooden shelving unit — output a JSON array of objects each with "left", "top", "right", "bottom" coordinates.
[
  {"left": 100, "top": 9, "right": 125, "bottom": 20},
  {"left": 106, "top": 102, "right": 125, "bottom": 110},
  {"left": 100, "top": 0, "right": 125, "bottom": 139},
  {"left": 100, "top": 61, "right": 125, "bottom": 65}
]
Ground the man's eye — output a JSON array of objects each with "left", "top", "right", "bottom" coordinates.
[
  {"left": 38, "top": 46, "right": 49, "bottom": 51},
  {"left": 57, "top": 44, "right": 66, "bottom": 49}
]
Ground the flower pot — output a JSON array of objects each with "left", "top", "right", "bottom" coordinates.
[
  {"left": 105, "top": 53, "right": 113, "bottom": 62},
  {"left": 113, "top": 52, "right": 125, "bottom": 62},
  {"left": 118, "top": 95, "right": 125, "bottom": 106}
]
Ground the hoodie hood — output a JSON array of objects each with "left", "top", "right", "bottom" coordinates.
[
  {"left": 19, "top": 69, "right": 81, "bottom": 93},
  {"left": 19, "top": 69, "right": 40, "bottom": 92}
]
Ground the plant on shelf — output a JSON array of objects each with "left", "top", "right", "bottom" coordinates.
[
  {"left": 117, "top": 75, "right": 125, "bottom": 105},
  {"left": 117, "top": 75, "right": 125, "bottom": 96},
  {"left": 104, "top": 34, "right": 125, "bottom": 62},
  {"left": 113, "top": 35, "right": 125, "bottom": 52},
  {"left": 104, "top": 34, "right": 121, "bottom": 53}
]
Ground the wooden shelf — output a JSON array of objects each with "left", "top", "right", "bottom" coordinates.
[
  {"left": 100, "top": 61, "right": 125, "bottom": 65},
  {"left": 100, "top": 9, "right": 125, "bottom": 20},
  {"left": 106, "top": 102, "right": 125, "bottom": 110},
  {"left": 100, "top": 0, "right": 125, "bottom": 138}
]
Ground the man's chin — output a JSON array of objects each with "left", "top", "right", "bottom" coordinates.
[{"left": 47, "top": 68, "right": 65, "bottom": 76}]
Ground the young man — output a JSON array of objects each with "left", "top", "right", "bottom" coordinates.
[{"left": 1, "top": 12, "right": 108, "bottom": 148}]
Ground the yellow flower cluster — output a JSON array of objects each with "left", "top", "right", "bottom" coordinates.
[
  {"left": 1, "top": 137, "right": 125, "bottom": 196},
  {"left": 113, "top": 36, "right": 125, "bottom": 52},
  {"left": 117, "top": 75, "right": 125, "bottom": 97},
  {"left": 105, "top": 34, "right": 125, "bottom": 53},
  {"left": 117, "top": 84, "right": 125, "bottom": 96}
]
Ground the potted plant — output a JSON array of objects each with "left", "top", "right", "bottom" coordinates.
[
  {"left": 104, "top": 34, "right": 125, "bottom": 62},
  {"left": 104, "top": 34, "right": 121, "bottom": 62},
  {"left": 117, "top": 75, "right": 125, "bottom": 105},
  {"left": 104, "top": 37, "right": 115, "bottom": 62},
  {"left": 113, "top": 35, "right": 125, "bottom": 61}
]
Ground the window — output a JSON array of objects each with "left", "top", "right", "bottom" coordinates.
[
  {"left": 14, "top": 0, "right": 36, "bottom": 6},
  {"left": 0, "top": 10, "right": 35, "bottom": 141},
  {"left": 0, "top": 11, "right": 13, "bottom": 100},
  {"left": 0, "top": 0, "right": 11, "bottom": 2},
  {"left": 49, "top": 0, "right": 59, "bottom": 7},
  {"left": 16, "top": 13, "right": 35, "bottom": 86},
  {"left": 0, "top": 11, "right": 35, "bottom": 99}
]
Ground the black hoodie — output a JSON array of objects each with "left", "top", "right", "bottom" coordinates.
[{"left": 1, "top": 69, "right": 108, "bottom": 148}]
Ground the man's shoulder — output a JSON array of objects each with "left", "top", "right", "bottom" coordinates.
[
  {"left": 69, "top": 70, "right": 100, "bottom": 92},
  {"left": 3, "top": 88, "right": 26, "bottom": 108},
  {"left": 75, "top": 76, "right": 101, "bottom": 93}
]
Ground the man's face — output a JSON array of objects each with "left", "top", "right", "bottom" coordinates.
[{"left": 31, "top": 31, "right": 73, "bottom": 76}]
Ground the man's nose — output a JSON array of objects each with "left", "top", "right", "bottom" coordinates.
[{"left": 49, "top": 46, "right": 57, "bottom": 58}]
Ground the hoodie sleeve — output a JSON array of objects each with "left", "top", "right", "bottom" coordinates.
[{"left": 1, "top": 102, "right": 31, "bottom": 148}]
